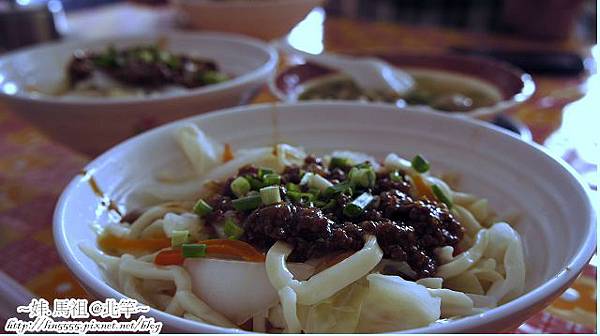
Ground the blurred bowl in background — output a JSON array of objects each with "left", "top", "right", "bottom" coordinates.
[
  {"left": 172, "top": 0, "right": 324, "bottom": 41},
  {"left": 0, "top": 31, "right": 277, "bottom": 155},
  {"left": 271, "top": 52, "right": 535, "bottom": 120}
]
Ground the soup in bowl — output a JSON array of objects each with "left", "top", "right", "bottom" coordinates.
[{"left": 271, "top": 53, "right": 535, "bottom": 120}]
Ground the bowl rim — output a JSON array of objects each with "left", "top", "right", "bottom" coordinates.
[
  {"left": 53, "top": 101, "right": 596, "bottom": 333},
  {"left": 0, "top": 31, "right": 278, "bottom": 107},
  {"left": 269, "top": 52, "right": 536, "bottom": 119}
]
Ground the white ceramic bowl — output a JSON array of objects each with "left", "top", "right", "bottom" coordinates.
[
  {"left": 54, "top": 102, "right": 595, "bottom": 333},
  {"left": 0, "top": 31, "right": 277, "bottom": 155},
  {"left": 172, "top": 0, "right": 324, "bottom": 41}
]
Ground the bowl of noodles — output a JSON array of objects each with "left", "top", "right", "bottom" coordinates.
[
  {"left": 54, "top": 102, "right": 595, "bottom": 333},
  {"left": 0, "top": 31, "right": 277, "bottom": 156}
]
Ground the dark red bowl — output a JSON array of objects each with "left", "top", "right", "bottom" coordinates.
[{"left": 270, "top": 52, "right": 535, "bottom": 120}]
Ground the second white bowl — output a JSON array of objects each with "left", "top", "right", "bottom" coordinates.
[{"left": 0, "top": 31, "right": 278, "bottom": 155}]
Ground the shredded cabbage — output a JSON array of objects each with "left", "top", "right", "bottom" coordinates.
[
  {"left": 299, "top": 281, "right": 368, "bottom": 333},
  {"left": 357, "top": 274, "right": 441, "bottom": 332},
  {"left": 427, "top": 288, "right": 474, "bottom": 317},
  {"left": 174, "top": 123, "right": 222, "bottom": 176}
]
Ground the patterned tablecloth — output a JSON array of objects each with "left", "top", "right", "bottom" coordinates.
[{"left": 0, "top": 3, "right": 596, "bottom": 333}]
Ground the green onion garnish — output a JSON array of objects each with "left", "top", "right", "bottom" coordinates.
[
  {"left": 348, "top": 167, "right": 376, "bottom": 188},
  {"left": 258, "top": 168, "right": 274, "bottom": 179},
  {"left": 247, "top": 176, "right": 265, "bottom": 191},
  {"left": 321, "top": 199, "right": 337, "bottom": 209},
  {"left": 329, "top": 157, "right": 353, "bottom": 169},
  {"left": 431, "top": 184, "right": 452, "bottom": 208},
  {"left": 232, "top": 195, "right": 262, "bottom": 211},
  {"left": 389, "top": 170, "right": 403, "bottom": 182},
  {"left": 343, "top": 192, "right": 374, "bottom": 218},
  {"left": 263, "top": 173, "right": 281, "bottom": 186},
  {"left": 182, "top": 243, "right": 207, "bottom": 258},
  {"left": 308, "top": 174, "right": 334, "bottom": 191},
  {"left": 299, "top": 172, "right": 314, "bottom": 186},
  {"left": 308, "top": 188, "right": 321, "bottom": 198},
  {"left": 260, "top": 185, "right": 281, "bottom": 205},
  {"left": 323, "top": 181, "right": 353, "bottom": 199},
  {"left": 223, "top": 218, "right": 244, "bottom": 239},
  {"left": 230, "top": 176, "right": 251, "bottom": 198},
  {"left": 201, "top": 70, "right": 228, "bottom": 85},
  {"left": 286, "top": 183, "right": 300, "bottom": 192},
  {"left": 193, "top": 199, "right": 213, "bottom": 217},
  {"left": 301, "top": 193, "right": 315, "bottom": 203},
  {"left": 287, "top": 191, "right": 301, "bottom": 202},
  {"left": 171, "top": 230, "right": 189, "bottom": 247},
  {"left": 411, "top": 154, "right": 430, "bottom": 173},
  {"left": 287, "top": 191, "right": 314, "bottom": 203}
]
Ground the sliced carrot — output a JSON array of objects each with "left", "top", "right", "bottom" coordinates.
[
  {"left": 153, "top": 239, "right": 266, "bottom": 266},
  {"left": 200, "top": 239, "right": 265, "bottom": 262},
  {"left": 205, "top": 244, "right": 265, "bottom": 262},
  {"left": 411, "top": 173, "right": 435, "bottom": 200},
  {"left": 98, "top": 232, "right": 170, "bottom": 255},
  {"left": 222, "top": 143, "right": 234, "bottom": 162},
  {"left": 155, "top": 249, "right": 185, "bottom": 266}
]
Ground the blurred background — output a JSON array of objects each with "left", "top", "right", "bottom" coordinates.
[{"left": 0, "top": 0, "right": 596, "bottom": 50}]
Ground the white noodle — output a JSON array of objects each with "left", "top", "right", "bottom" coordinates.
[
  {"left": 436, "top": 229, "right": 489, "bottom": 279},
  {"left": 81, "top": 138, "right": 527, "bottom": 333},
  {"left": 452, "top": 205, "right": 483, "bottom": 236}
]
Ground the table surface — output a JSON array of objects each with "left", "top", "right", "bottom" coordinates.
[{"left": 0, "top": 3, "right": 596, "bottom": 333}]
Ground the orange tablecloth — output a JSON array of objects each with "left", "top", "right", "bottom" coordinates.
[{"left": 0, "top": 3, "right": 595, "bottom": 333}]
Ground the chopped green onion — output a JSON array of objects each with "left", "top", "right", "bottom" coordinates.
[
  {"left": 299, "top": 172, "right": 314, "bottom": 186},
  {"left": 138, "top": 50, "right": 154, "bottom": 63},
  {"left": 329, "top": 156, "right": 353, "bottom": 169},
  {"left": 230, "top": 176, "right": 251, "bottom": 198},
  {"left": 260, "top": 185, "right": 281, "bottom": 205},
  {"left": 263, "top": 173, "right": 281, "bottom": 186},
  {"left": 301, "top": 193, "right": 315, "bottom": 203},
  {"left": 232, "top": 195, "right": 262, "bottom": 211},
  {"left": 411, "top": 155, "right": 430, "bottom": 173},
  {"left": 258, "top": 168, "right": 274, "bottom": 179},
  {"left": 319, "top": 199, "right": 337, "bottom": 209},
  {"left": 287, "top": 191, "right": 301, "bottom": 202},
  {"left": 323, "top": 181, "right": 353, "bottom": 199},
  {"left": 223, "top": 218, "right": 244, "bottom": 239},
  {"left": 389, "top": 170, "right": 403, "bottom": 182},
  {"left": 343, "top": 192, "right": 374, "bottom": 218},
  {"left": 286, "top": 183, "right": 300, "bottom": 192},
  {"left": 201, "top": 70, "right": 228, "bottom": 85},
  {"left": 287, "top": 191, "right": 315, "bottom": 203},
  {"left": 182, "top": 243, "right": 207, "bottom": 258},
  {"left": 431, "top": 184, "right": 452, "bottom": 208},
  {"left": 314, "top": 199, "right": 336, "bottom": 210},
  {"left": 171, "top": 230, "right": 189, "bottom": 247},
  {"left": 348, "top": 167, "right": 376, "bottom": 188},
  {"left": 247, "top": 176, "right": 265, "bottom": 190},
  {"left": 308, "top": 188, "right": 321, "bottom": 198},
  {"left": 193, "top": 199, "right": 213, "bottom": 217},
  {"left": 308, "top": 174, "right": 334, "bottom": 191},
  {"left": 355, "top": 162, "right": 372, "bottom": 169}
]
